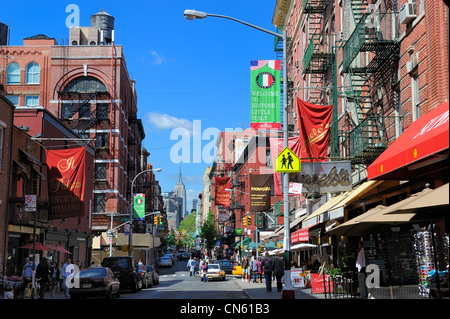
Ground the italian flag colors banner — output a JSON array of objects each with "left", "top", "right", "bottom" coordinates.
[
  {"left": 46, "top": 147, "right": 86, "bottom": 220},
  {"left": 250, "top": 60, "right": 281, "bottom": 131}
]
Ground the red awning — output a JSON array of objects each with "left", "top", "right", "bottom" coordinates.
[{"left": 368, "top": 101, "right": 449, "bottom": 180}]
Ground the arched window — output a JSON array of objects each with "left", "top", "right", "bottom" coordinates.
[
  {"left": 7, "top": 62, "right": 20, "bottom": 84},
  {"left": 26, "top": 62, "right": 40, "bottom": 84},
  {"left": 63, "top": 76, "right": 107, "bottom": 93}
]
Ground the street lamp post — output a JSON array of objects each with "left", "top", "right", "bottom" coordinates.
[
  {"left": 185, "top": 9, "right": 293, "bottom": 297},
  {"left": 128, "top": 168, "right": 162, "bottom": 256}
]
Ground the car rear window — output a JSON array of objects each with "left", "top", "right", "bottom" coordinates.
[
  {"left": 103, "top": 258, "right": 132, "bottom": 270},
  {"left": 79, "top": 268, "right": 107, "bottom": 278},
  {"left": 208, "top": 265, "right": 219, "bottom": 269}
]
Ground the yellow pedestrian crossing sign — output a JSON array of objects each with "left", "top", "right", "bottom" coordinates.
[{"left": 275, "top": 147, "right": 301, "bottom": 173}]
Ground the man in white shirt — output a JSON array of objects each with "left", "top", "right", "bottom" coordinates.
[
  {"left": 63, "top": 258, "right": 75, "bottom": 297},
  {"left": 356, "top": 241, "right": 367, "bottom": 299}
]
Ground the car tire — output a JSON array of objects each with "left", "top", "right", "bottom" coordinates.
[
  {"left": 106, "top": 287, "right": 113, "bottom": 299},
  {"left": 116, "top": 289, "right": 120, "bottom": 298}
]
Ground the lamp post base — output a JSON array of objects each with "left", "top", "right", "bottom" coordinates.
[{"left": 281, "top": 289, "right": 295, "bottom": 299}]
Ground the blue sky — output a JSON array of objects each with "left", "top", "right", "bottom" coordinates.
[{"left": 2, "top": 0, "right": 280, "bottom": 212}]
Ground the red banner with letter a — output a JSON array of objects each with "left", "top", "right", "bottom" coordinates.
[
  {"left": 46, "top": 147, "right": 86, "bottom": 220},
  {"left": 296, "top": 98, "right": 333, "bottom": 160},
  {"left": 214, "top": 177, "right": 231, "bottom": 206}
]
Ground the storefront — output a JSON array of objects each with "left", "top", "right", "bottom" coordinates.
[{"left": 325, "top": 101, "right": 449, "bottom": 298}]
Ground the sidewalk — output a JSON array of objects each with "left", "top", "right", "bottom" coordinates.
[{"left": 232, "top": 276, "right": 326, "bottom": 299}]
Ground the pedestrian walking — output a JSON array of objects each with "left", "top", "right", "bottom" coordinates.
[
  {"left": 241, "top": 255, "right": 248, "bottom": 282},
  {"left": 49, "top": 261, "right": 59, "bottom": 297},
  {"left": 202, "top": 262, "right": 208, "bottom": 283},
  {"left": 261, "top": 252, "right": 274, "bottom": 292},
  {"left": 58, "top": 261, "right": 64, "bottom": 293},
  {"left": 187, "top": 256, "right": 194, "bottom": 276},
  {"left": 356, "top": 241, "right": 368, "bottom": 299},
  {"left": 22, "top": 257, "right": 34, "bottom": 292},
  {"left": 273, "top": 255, "right": 285, "bottom": 292},
  {"left": 256, "top": 257, "right": 263, "bottom": 283},
  {"left": 36, "top": 257, "right": 50, "bottom": 299},
  {"left": 62, "top": 257, "right": 75, "bottom": 297},
  {"left": 252, "top": 257, "right": 258, "bottom": 283}
]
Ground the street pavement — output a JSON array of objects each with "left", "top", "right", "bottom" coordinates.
[
  {"left": 43, "top": 274, "right": 327, "bottom": 300},
  {"left": 233, "top": 276, "right": 326, "bottom": 300}
]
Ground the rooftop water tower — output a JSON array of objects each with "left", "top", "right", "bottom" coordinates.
[
  {"left": 0, "top": 22, "right": 9, "bottom": 45},
  {"left": 90, "top": 9, "right": 114, "bottom": 44}
]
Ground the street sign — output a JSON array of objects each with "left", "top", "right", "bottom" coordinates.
[
  {"left": 24, "top": 195, "right": 36, "bottom": 212},
  {"left": 275, "top": 146, "right": 301, "bottom": 173}
]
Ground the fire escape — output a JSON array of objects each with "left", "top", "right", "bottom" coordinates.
[
  {"left": 338, "top": 0, "right": 400, "bottom": 165},
  {"left": 302, "top": 0, "right": 334, "bottom": 105}
]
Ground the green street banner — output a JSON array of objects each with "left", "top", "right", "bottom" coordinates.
[
  {"left": 250, "top": 60, "right": 281, "bottom": 131},
  {"left": 133, "top": 193, "right": 145, "bottom": 220}
]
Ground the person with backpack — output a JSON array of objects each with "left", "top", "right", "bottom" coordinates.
[{"left": 261, "top": 252, "right": 274, "bottom": 292}]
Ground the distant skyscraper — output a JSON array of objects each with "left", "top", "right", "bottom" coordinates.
[{"left": 174, "top": 166, "right": 187, "bottom": 219}]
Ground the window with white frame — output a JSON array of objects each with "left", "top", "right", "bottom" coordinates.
[
  {"left": 25, "top": 95, "right": 39, "bottom": 106},
  {"left": 7, "top": 62, "right": 20, "bottom": 84},
  {"left": 26, "top": 62, "right": 40, "bottom": 84}
]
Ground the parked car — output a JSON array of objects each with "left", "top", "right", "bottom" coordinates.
[
  {"left": 205, "top": 264, "right": 226, "bottom": 281},
  {"left": 102, "top": 256, "right": 142, "bottom": 292},
  {"left": 69, "top": 267, "right": 120, "bottom": 299},
  {"left": 137, "top": 263, "right": 152, "bottom": 288},
  {"left": 232, "top": 263, "right": 242, "bottom": 276},
  {"left": 216, "top": 260, "right": 238, "bottom": 274},
  {"left": 159, "top": 257, "right": 172, "bottom": 268},
  {"left": 146, "top": 265, "right": 160, "bottom": 286},
  {"left": 163, "top": 253, "right": 174, "bottom": 265}
]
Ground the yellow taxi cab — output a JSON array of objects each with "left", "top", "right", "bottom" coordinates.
[{"left": 232, "top": 263, "right": 242, "bottom": 276}]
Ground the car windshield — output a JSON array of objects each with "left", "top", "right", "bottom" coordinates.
[
  {"left": 79, "top": 268, "right": 107, "bottom": 278},
  {"left": 161, "top": 257, "right": 170, "bottom": 260}
]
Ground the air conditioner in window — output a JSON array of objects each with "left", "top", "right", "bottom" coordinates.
[
  {"left": 406, "top": 53, "right": 419, "bottom": 73},
  {"left": 399, "top": 2, "right": 417, "bottom": 24}
]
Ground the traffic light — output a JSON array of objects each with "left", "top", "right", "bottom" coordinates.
[
  {"left": 243, "top": 216, "right": 252, "bottom": 226},
  {"left": 154, "top": 216, "right": 160, "bottom": 225}
]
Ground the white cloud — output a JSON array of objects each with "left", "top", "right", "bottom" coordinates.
[
  {"left": 150, "top": 50, "right": 166, "bottom": 65},
  {"left": 147, "top": 112, "right": 193, "bottom": 133}
]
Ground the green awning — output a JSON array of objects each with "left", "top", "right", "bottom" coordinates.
[{"left": 230, "top": 237, "right": 251, "bottom": 248}]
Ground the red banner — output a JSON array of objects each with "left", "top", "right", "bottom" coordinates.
[
  {"left": 46, "top": 147, "right": 86, "bottom": 219},
  {"left": 296, "top": 98, "right": 333, "bottom": 160},
  {"left": 214, "top": 177, "right": 231, "bottom": 206}
]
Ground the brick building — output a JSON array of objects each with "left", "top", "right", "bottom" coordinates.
[
  {"left": 271, "top": 0, "right": 449, "bottom": 279},
  {"left": 0, "top": 95, "right": 14, "bottom": 275},
  {"left": 0, "top": 9, "right": 162, "bottom": 267}
]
